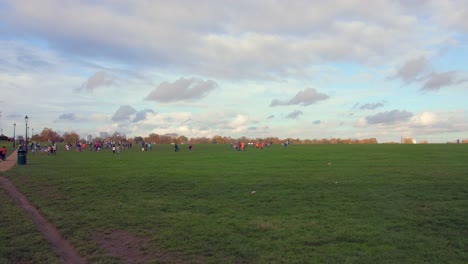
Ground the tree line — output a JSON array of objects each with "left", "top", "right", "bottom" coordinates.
[
  {"left": 2, "top": 127, "right": 383, "bottom": 145},
  {"left": 2, "top": 127, "right": 467, "bottom": 144}
]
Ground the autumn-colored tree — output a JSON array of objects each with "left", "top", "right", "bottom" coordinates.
[
  {"left": 237, "top": 136, "right": 249, "bottom": 143},
  {"left": 190, "top": 137, "right": 210, "bottom": 144},
  {"left": 318, "top": 138, "right": 329, "bottom": 144},
  {"left": 62, "top": 131, "right": 80, "bottom": 144},
  {"left": 211, "top": 135, "right": 225, "bottom": 144},
  {"left": 359, "top": 138, "right": 378, "bottom": 144},
  {"left": 265, "top": 137, "right": 281, "bottom": 144},
  {"left": 158, "top": 135, "right": 173, "bottom": 144},
  {"left": 30, "top": 134, "right": 41, "bottom": 142},
  {"left": 145, "top": 133, "right": 160, "bottom": 143},
  {"left": 177, "top": 135, "right": 188, "bottom": 144},
  {"left": 39, "top": 128, "right": 61, "bottom": 143},
  {"left": 403, "top": 137, "right": 415, "bottom": 144}
]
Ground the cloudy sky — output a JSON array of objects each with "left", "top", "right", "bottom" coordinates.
[{"left": 1, "top": 0, "right": 467, "bottom": 143}]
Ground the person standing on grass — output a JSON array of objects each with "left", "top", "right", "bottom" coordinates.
[{"left": 52, "top": 143, "right": 57, "bottom": 155}]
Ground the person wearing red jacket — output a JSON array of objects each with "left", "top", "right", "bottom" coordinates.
[{"left": 0, "top": 146, "right": 7, "bottom": 161}]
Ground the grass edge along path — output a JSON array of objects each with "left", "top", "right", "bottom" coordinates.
[
  {"left": 0, "top": 149, "right": 18, "bottom": 172},
  {"left": 0, "top": 150, "right": 87, "bottom": 264}
]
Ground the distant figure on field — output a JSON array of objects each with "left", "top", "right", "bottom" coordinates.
[
  {"left": 189, "top": 144, "right": 193, "bottom": 151},
  {"left": 175, "top": 143, "right": 180, "bottom": 152}
]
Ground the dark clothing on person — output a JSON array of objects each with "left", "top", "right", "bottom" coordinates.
[{"left": 0, "top": 146, "right": 6, "bottom": 161}]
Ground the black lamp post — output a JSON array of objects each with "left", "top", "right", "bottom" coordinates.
[
  {"left": 13, "top": 123, "right": 16, "bottom": 147},
  {"left": 25, "top": 115, "right": 28, "bottom": 152}
]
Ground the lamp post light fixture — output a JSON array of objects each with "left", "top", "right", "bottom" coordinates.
[
  {"left": 25, "top": 115, "right": 29, "bottom": 152},
  {"left": 13, "top": 123, "right": 16, "bottom": 147}
]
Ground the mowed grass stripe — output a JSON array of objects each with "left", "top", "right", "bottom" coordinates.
[{"left": 2, "top": 144, "right": 467, "bottom": 263}]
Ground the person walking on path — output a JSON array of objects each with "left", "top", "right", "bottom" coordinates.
[
  {"left": 0, "top": 149, "right": 17, "bottom": 172},
  {"left": 0, "top": 146, "right": 6, "bottom": 161}
]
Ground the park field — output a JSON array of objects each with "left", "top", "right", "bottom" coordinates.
[{"left": 1, "top": 143, "right": 467, "bottom": 263}]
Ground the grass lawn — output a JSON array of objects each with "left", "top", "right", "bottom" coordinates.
[
  {"left": 0, "top": 185, "right": 61, "bottom": 263},
  {"left": 1, "top": 143, "right": 467, "bottom": 263}
]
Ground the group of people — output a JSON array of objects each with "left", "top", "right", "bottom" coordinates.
[
  {"left": 232, "top": 142, "right": 274, "bottom": 151},
  {"left": 233, "top": 142, "right": 246, "bottom": 151},
  {"left": 92, "top": 140, "right": 132, "bottom": 152},
  {"left": 141, "top": 142, "right": 153, "bottom": 151},
  {"left": 38, "top": 143, "right": 57, "bottom": 155},
  {"left": 24, "top": 142, "right": 57, "bottom": 155},
  {"left": 174, "top": 143, "right": 193, "bottom": 152},
  {"left": 65, "top": 142, "right": 87, "bottom": 152}
]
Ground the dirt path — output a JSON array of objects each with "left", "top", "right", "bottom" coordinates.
[
  {"left": 0, "top": 149, "right": 18, "bottom": 172},
  {"left": 0, "top": 150, "right": 87, "bottom": 264}
]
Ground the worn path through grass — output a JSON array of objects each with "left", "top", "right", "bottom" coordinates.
[{"left": 1, "top": 149, "right": 86, "bottom": 263}]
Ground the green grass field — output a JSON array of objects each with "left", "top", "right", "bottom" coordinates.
[{"left": 1, "top": 143, "right": 467, "bottom": 263}]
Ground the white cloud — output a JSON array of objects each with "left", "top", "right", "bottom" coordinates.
[
  {"left": 139, "top": 111, "right": 192, "bottom": 127},
  {"left": 0, "top": 0, "right": 467, "bottom": 143},
  {"left": 1, "top": 0, "right": 454, "bottom": 79},
  {"left": 357, "top": 101, "right": 386, "bottom": 110},
  {"left": 270, "top": 88, "right": 329, "bottom": 107},
  {"left": 355, "top": 118, "right": 368, "bottom": 128},
  {"left": 145, "top": 78, "right": 218, "bottom": 102},
  {"left": 286, "top": 110, "right": 303, "bottom": 119},
  {"left": 393, "top": 56, "right": 431, "bottom": 83},
  {"left": 421, "top": 71, "right": 466, "bottom": 91},
  {"left": 111, "top": 105, "right": 137, "bottom": 122},
  {"left": 410, "top": 112, "right": 437, "bottom": 126},
  {"left": 78, "top": 71, "right": 114, "bottom": 92},
  {"left": 229, "top": 115, "right": 249, "bottom": 128},
  {"left": 56, "top": 113, "right": 78, "bottom": 122},
  {"left": 366, "top": 110, "right": 414, "bottom": 125}
]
